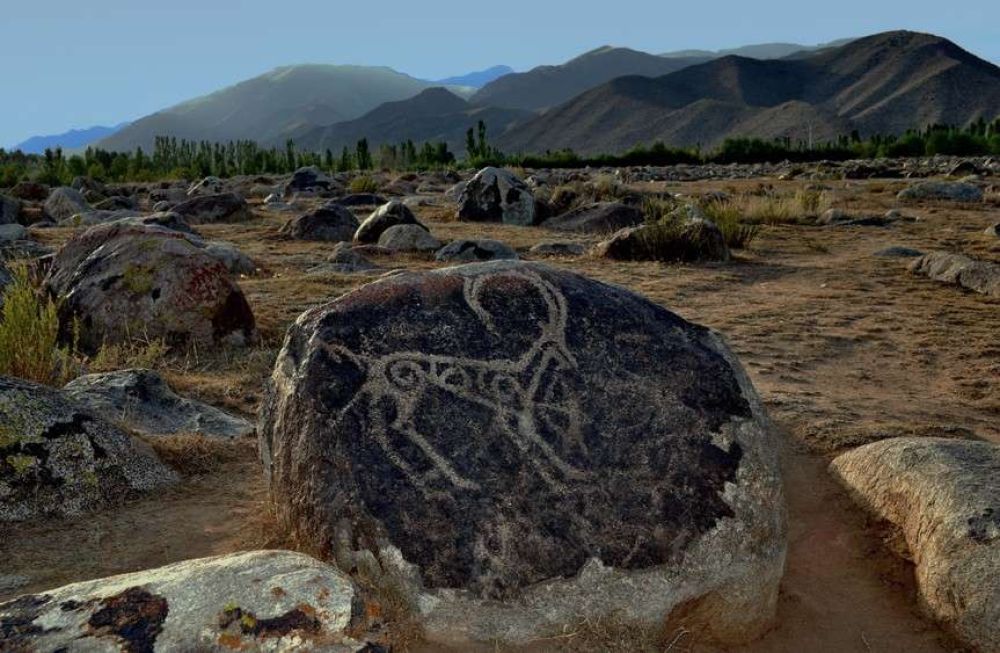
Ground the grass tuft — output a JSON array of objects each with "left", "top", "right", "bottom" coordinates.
[{"left": 349, "top": 175, "right": 380, "bottom": 194}]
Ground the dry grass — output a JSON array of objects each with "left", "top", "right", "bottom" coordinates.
[
  {"left": 144, "top": 433, "right": 257, "bottom": 476},
  {"left": 88, "top": 334, "right": 171, "bottom": 373},
  {"left": 349, "top": 175, "right": 380, "bottom": 194}
]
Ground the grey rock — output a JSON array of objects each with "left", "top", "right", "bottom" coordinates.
[
  {"left": 186, "top": 176, "right": 225, "bottom": 197},
  {"left": 151, "top": 200, "right": 173, "bottom": 212},
  {"left": 898, "top": 181, "right": 983, "bottom": 203},
  {"left": 64, "top": 369, "right": 253, "bottom": 439},
  {"left": 595, "top": 210, "right": 730, "bottom": 262},
  {"left": 116, "top": 211, "right": 198, "bottom": 235},
  {"left": 8, "top": 181, "right": 49, "bottom": 202},
  {"left": 457, "top": 167, "right": 536, "bottom": 226},
  {"left": 202, "top": 241, "right": 257, "bottom": 276},
  {"left": 260, "top": 260, "right": 785, "bottom": 646},
  {"left": 281, "top": 205, "right": 359, "bottom": 242},
  {"left": 0, "top": 375, "right": 177, "bottom": 522},
  {"left": 0, "top": 574, "right": 29, "bottom": 593},
  {"left": 354, "top": 201, "right": 424, "bottom": 244},
  {"left": 0, "top": 224, "right": 27, "bottom": 242},
  {"left": 377, "top": 224, "right": 442, "bottom": 252},
  {"left": 444, "top": 180, "right": 468, "bottom": 203},
  {"left": 0, "top": 194, "right": 21, "bottom": 225},
  {"left": 43, "top": 187, "right": 89, "bottom": 222},
  {"left": 60, "top": 209, "right": 141, "bottom": 227},
  {"left": 334, "top": 193, "right": 386, "bottom": 208},
  {"left": 528, "top": 241, "right": 587, "bottom": 257},
  {"left": 93, "top": 195, "right": 137, "bottom": 211},
  {"left": 0, "top": 550, "right": 363, "bottom": 652},
  {"left": 311, "top": 242, "right": 380, "bottom": 275},
  {"left": 284, "top": 165, "right": 334, "bottom": 197},
  {"left": 435, "top": 238, "right": 518, "bottom": 262},
  {"left": 172, "top": 193, "right": 252, "bottom": 224},
  {"left": 985, "top": 223, "right": 1000, "bottom": 238},
  {"left": 909, "top": 251, "right": 1000, "bottom": 297},
  {"left": 44, "top": 222, "right": 256, "bottom": 352},
  {"left": 542, "top": 202, "right": 644, "bottom": 234},
  {"left": 831, "top": 438, "right": 1000, "bottom": 652}
]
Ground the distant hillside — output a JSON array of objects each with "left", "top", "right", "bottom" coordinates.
[
  {"left": 499, "top": 31, "right": 1000, "bottom": 155},
  {"left": 436, "top": 65, "right": 514, "bottom": 88},
  {"left": 97, "top": 65, "right": 443, "bottom": 152},
  {"left": 470, "top": 46, "right": 708, "bottom": 111},
  {"left": 293, "top": 88, "right": 532, "bottom": 155},
  {"left": 660, "top": 38, "right": 855, "bottom": 60},
  {"left": 14, "top": 123, "right": 130, "bottom": 154}
]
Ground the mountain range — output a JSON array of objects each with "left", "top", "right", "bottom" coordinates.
[
  {"left": 498, "top": 31, "right": 1000, "bottom": 154},
  {"left": 13, "top": 31, "right": 997, "bottom": 157},
  {"left": 13, "top": 123, "right": 131, "bottom": 154}
]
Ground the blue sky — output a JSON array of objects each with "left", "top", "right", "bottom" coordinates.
[{"left": 2, "top": 0, "right": 997, "bottom": 147}]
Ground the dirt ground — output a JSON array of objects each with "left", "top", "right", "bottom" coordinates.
[{"left": 3, "top": 177, "right": 997, "bottom": 651}]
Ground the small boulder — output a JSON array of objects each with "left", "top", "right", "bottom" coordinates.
[
  {"left": 259, "top": 260, "right": 785, "bottom": 646},
  {"left": 151, "top": 200, "right": 173, "bottom": 212},
  {"left": 44, "top": 222, "right": 256, "bottom": 352},
  {"left": 377, "top": 224, "right": 442, "bottom": 252},
  {"left": 874, "top": 246, "right": 924, "bottom": 258},
  {"left": 61, "top": 209, "right": 141, "bottom": 227},
  {"left": 0, "top": 550, "right": 363, "bottom": 651},
  {"left": 595, "top": 213, "right": 729, "bottom": 263},
  {"left": 897, "top": 181, "right": 983, "bottom": 203},
  {"left": 435, "top": 238, "right": 518, "bottom": 262},
  {"left": 831, "top": 438, "right": 1000, "bottom": 652},
  {"left": 0, "top": 224, "right": 27, "bottom": 242},
  {"left": 172, "top": 193, "right": 252, "bottom": 224},
  {"left": 186, "top": 175, "right": 225, "bottom": 197},
  {"left": 43, "top": 187, "right": 89, "bottom": 222},
  {"left": 528, "top": 241, "right": 587, "bottom": 257},
  {"left": 542, "top": 202, "right": 644, "bottom": 234},
  {"left": 117, "top": 211, "right": 198, "bottom": 235},
  {"left": 64, "top": 369, "right": 253, "bottom": 439},
  {"left": 457, "top": 167, "right": 536, "bottom": 226},
  {"left": 354, "top": 201, "right": 424, "bottom": 244},
  {"left": 8, "top": 181, "right": 49, "bottom": 202},
  {"left": 284, "top": 165, "right": 333, "bottom": 197},
  {"left": 202, "top": 240, "right": 258, "bottom": 276},
  {"left": 93, "top": 195, "right": 137, "bottom": 211},
  {"left": 281, "top": 205, "right": 359, "bottom": 242},
  {"left": 312, "top": 242, "right": 380, "bottom": 274},
  {"left": 334, "top": 193, "right": 386, "bottom": 208},
  {"left": 0, "top": 376, "right": 176, "bottom": 521},
  {"left": 0, "top": 194, "right": 21, "bottom": 225},
  {"left": 909, "top": 251, "right": 1000, "bottom": 297}
]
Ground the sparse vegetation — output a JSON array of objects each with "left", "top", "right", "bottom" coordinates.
[
  {"left": 698, "top": 198, "right": 762, "bottom": 249},
  {"left": 348, "top": 175, "right": 381, "bottom": 194},
  {"left": 89, "top": 335, "right": 170, "bottom": 373},
  {"left": 0, "top": 264, "right": 79, "bottom": 386}
]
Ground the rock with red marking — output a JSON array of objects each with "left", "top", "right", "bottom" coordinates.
[
  {"left": 44, "top": 222, "right": 255, "bottom": 352},
  {"left": 0, "top": 551, "right": 367, "bottom": 651}
]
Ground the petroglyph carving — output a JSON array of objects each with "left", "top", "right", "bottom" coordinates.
[{"left": 321, "top": 269, "right": 588, "bottom": 493}]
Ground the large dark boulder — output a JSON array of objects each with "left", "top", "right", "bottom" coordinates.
[
  {"left": 541, "top": 202, "right": 644, "bottom": 234},
  {"left": 354, "top": 201, "right": 424, "bottom": 244},
  {"left": 43, "top": 187, "right": 89, "bottom": 222},
  {"left": 44, "top": 222, "right": 256, "bottom": 352},
  {"left": 280, "top": 205, "right": 359, "bottom": 242},
  {"left": 897, "top": 181, "right": 983, "bottom": 203},
  {"left": 171, "top": 192, "right": 252, "bottom": 224},
  {"left": 457, "top": 167, "right": 536, "bottom": 226},
  {"left": 0, "top": 194, "right": 21, "bottom": 225},
  {"left": 0, "top": 376, "right": 176, "bottom": 521},
  {"left": 260, "top": 260, "right": 785, "bottom": 646},
  {"left": 284, "top": 165, "right": 335, "bottom": 197}
]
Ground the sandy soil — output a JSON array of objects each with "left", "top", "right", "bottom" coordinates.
[{"left": 3, "top": 177, "right": 996, "bottom": 651}]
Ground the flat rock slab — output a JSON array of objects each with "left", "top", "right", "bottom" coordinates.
[
  {"left": 0, "top": 376, "right": 176, "bottom": 522},
  {"left": 0, "top": 550, "right": 365, "bottom": 652},
  {"left": 260, "top": 260, "right": 785, "bottom": 646},
  {"left": 909, "top": 251, "right": 1000, "bottom": 297},
  {"left": 831, "top": 438, "right": 1000, "bottom": 651},
  {"left": 63, "top": 369, "right": 253, "bottom": 439},
  {"left": 897, "top": 181, "right": 983, "bottom": 203}
]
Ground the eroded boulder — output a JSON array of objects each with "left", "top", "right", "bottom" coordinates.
[
  {"left": 897, "top": 181, "right": 983, "bottom": 203},
  {"left": 172, "top": 193, "right": 251, "bottom": 224},
  {"left": 354, "top": 201, "right": 424, "bottom": 244},
  {"left": 0, "top": 550, "right": 364, "bottom": 652},
  {"left": 0, "top": 194, "right": 21, "bottom": 225},
  {"left": 377, "top": 224, "right": 442, "bottom": 252},
  {"left": 260, "top": 260, "right": 785, "bottom": 646},
  {"left": 541, "top": 202, "right": 644, "bottom": 234},
  {"left": 0, "top": 376, "right": 176, "bottom": 521},
  {"left": 909, "top": 251, "right": 1000, "bottom": 297},
  {"left": 457, "top": 167, "right": 536, "bottom": 226},
  {"left": 43, "top": 187, "right": 90, "bottom": 222},
  {"left": 831, "top": 438, "right": 1000, "bottom": 651},
  {"left": 63, "top": 369, "right": 253, "bottom": 439},
  {"left": 280, "top": 205, "right": 359, "bottom": 242},
  {"left": 44, "top": 222, "right": 256, "bottom": 352}
]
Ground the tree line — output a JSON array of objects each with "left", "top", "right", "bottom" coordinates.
[{"left": 2, "top": 118, "right": 998, "bottom": 187}]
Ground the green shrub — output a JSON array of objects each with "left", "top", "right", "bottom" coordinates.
[
  {"left": 349, "top": 175, "right": 380, "bottom": 194},
  {"left": 0, "top": 264, "right": 79, "bottom": 385},
  {"left": 699, "top": 198, "right": 761, "bottom": 249}
]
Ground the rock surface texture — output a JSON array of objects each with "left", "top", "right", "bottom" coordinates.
[
  {"left": 541, "top": 202, "right": 644, "bottom": 234},
  {"left": 0, "top": 550, "right": 365, "bottom": 652},
  {"left": 0, "top": 376, "right": 176, "bottom": 522},
  {"left": 280, "top": 205, "right": 359, "bottom": 242},
  {"left": 44, "top": 222, "right": 256, "bottom": 352},
  {"left": 435, "top": 239, "right": 518, "bottom": 263},
  {"left": 909, "top": 251, "right": 1000, "bottom": 297},
  {"left": 260, "top": 260, "right": 785, "bottom": 646},
  {"left": 172, "top": 193, "right": 252, "bottom": 224},
  {"left": 831, "top": 438, "right": 1000, "bottom": 652},
  {"left": 457, "top": 167, "right": 536, "bottom": 226},
  {"left": 897, "top": 181, "right": 983, "bottom": 202},
  {"left": 354, "top": 201, "right": 424, "bottom": 244},
  {"left": 63, "top": 369, "right": 253, "bottom": 439}
]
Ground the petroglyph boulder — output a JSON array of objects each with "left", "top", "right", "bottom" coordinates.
[
  {"left": 457, "top": 166, "right": 536, "bottom": 226},
  {"left": 260, "top": 260, "right": 785, "bottom": 646},
  {"left": 0, "top": 551, "right": 365, "bottom": 652},
  {"left": 0, "top": 376, "right": 176, "bottom": 522}
]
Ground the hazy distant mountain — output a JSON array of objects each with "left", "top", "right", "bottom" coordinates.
[
  {"left": 13, "top": 123, "right": 130, "bottom": 154},
  {"left": 293, "top": 88, "right": 532, "bottom": 155},
  {"left": 660, "top": 38, "right": 855, "bottom": 60},
  {"left": 470, "top": 46, "right": 709, "bottom": 111},
  {"left": 436, "top": 65, "right": 514, "bottom": 88},
  {"left": 97, "top": 65, "right": 445, "bottom": 152},
  {"left": 499, "top": 31, "right": 1000, "bottom": 155}
]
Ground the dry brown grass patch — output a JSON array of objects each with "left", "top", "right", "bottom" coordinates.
[{"left": 144, "top": 433, "right": 257, "bottom": 476}]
